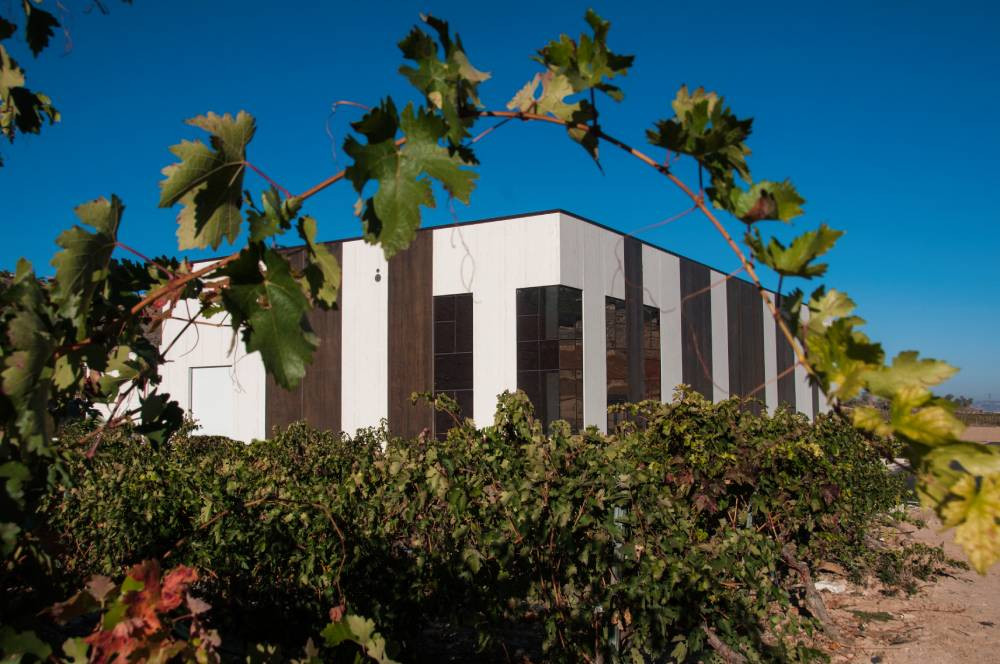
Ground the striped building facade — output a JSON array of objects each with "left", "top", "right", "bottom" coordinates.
[{"left": 158, "top": 210, "right": 827, "bottom": 442}]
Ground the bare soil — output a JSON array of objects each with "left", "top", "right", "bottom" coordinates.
[{"left": 822, "top": 509, "right": 1000, "bottom": 663}]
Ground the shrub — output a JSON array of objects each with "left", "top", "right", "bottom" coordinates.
[{"left": 42, "top": 389, "right": 913, "bottom": 662}]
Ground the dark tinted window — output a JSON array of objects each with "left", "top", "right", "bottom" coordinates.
[
  {"left": 517, "top": 286, "right": 583, "bottom": 430},
  {"left": 606, "top": 297, "right": 661, "bottom": 431},
  {"left": 434, "top": 293, "right": 473, "bottom": 438}
]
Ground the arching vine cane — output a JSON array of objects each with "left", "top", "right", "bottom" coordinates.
[{"left": 1, "top": 7, "right": 997, "bottom": 587}]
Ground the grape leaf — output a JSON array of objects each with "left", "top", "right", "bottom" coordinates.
[
  {"left": 507, "top": 70, "right": 579, "bottom": 120},
  {"left": 709, "top": 179, "right": 805, "bottom": 223},
  {"left": 746, "top": 224, "right": 843, "bottom": 278},
  {"left": 23, "top": 1, "right": 60, "bottom": 57},
  {"left": 805, "top": 314, "right": 883, "bottom": 400},
  {"left": 0, "top": 17, "right": 16, "bottom": 41},
  {"left": 855, "top": 385, "right": 964, "bottom": 446},
  {"left": 863, "top": 350, "right": 958, "bottom": 397},
  {"left": 50, "top": 195, "right": 122, "bottom": 335},
  {"left": 159, "top": 111, "right": 255, "bottom": 250},
  {"left": 0, "top": 44, "right": 59, "bottom": 144},
  {"left": 940, "top": 474, "right": 1000, "bottom": 573},
  {"left": 221, "top": 246, "right": 317, "bottom": 389},
  {"left": 399, "top": 14, "right": 490, "bottom": 145},
  {"left": 343, "top": 99, "right": 476, "bottom": 257},
  {"left": 297, "top": 216, "right": 341, "bottom": 308},
  {"left": 535, "top": 9, "right": 633, "bottom": 100},
  {"left": 647, "top": 85, "right": 753, "bottom": 185},
  {"left": 247, "top": 187, "right": 301, "bottom": 243},
  {"left": 2, "top": 303, "right": 54, "bottom": 449}
]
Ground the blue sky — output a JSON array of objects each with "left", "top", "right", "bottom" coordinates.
[{"left": 2, "top": 0, "right": 997, "bottom": 399}]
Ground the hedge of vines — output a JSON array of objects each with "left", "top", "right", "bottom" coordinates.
[{"left": 28, "top": 390, "right": 925, "bottom": 662}]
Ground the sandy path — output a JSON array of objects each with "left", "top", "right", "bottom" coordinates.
[{"left": 823, "top": 510, "right": 1000, "bottom": 663}]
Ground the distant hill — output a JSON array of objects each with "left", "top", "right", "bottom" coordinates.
[{"left": 974, "top": 400, "right": 1000, "bottom": 413}]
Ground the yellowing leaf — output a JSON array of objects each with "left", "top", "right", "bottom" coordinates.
[
  {"left": 863, "top": 350, "right": 958, "bottom": 397},
  {"left": 940, "top": 474, "right": 1000, "bottom": 573}
]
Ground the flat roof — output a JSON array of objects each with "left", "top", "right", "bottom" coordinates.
[{"left": 197, "top": 208, "right": 774, "bottom": 295}]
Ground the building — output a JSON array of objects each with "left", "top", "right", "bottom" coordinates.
[{"left": 158, "top": 210, "right": 827, "bottom": 442}]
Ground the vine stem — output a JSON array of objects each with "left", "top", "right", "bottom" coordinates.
[{"left": 470, "top": 109, "right": 815, "bottom": 378}]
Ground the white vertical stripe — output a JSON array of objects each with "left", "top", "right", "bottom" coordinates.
[
  {"left": 341, "top": 240, "right": 389, "bottom": 434},
  {"left": 642, "top": 245, "right": 682, "bottom": 402},
  {"left": 710, "top": 270, "right": 730, "bottom": 402},
  {"left": 794, "top": 307, "right": 814, "bottom": 419},
  {"left": 559, "top": 215, "right": 623, "bottom": 431},
  {"left": 761, "top": 292, "right": 778, "bottom": 413}
]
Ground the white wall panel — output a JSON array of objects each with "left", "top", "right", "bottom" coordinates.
[
  {"left": 794, "top": 307, "right": 814, "bottom": 419},
  {"left": 341, "top": 240, "right": 389, "bottom": 433},
  {"left": 761, "top": 292, "right": 778, "bottom": 413},
  {"left": 710, "top": 270, "right": 730, "bottom": 402},
  {"left": 158, "top": 300, "right": 265, "bottom": 442},
  {"left": 559, "top": 214, "right": 623, "bottom": 431},
  {"left": 642, "top": 245, "right": 682, "bottom": 402}
]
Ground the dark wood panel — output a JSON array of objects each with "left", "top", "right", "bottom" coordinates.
[
  {"left": 265, "top": 250, "right": 306, "bottom": 435},
  {"left": 624, "top": 237, "right": 645, "bottom": 403},
  {"left": 265, "top": 244, "right": 344, "bottom": 436},
  {"left": 301, "top": 242, "right": 342, "bottom": 433},
  {"left": 679, "top": 258, "right": 713, "bottom": 400},
  {"left": 727, "top": 279, "right": 765, "bottom": 413},
  {"left": 388, "top": 232, "right": 434, "bottom": 437},
  {"left": 776, "top": 314, "right": 796, "bottom": 410}
]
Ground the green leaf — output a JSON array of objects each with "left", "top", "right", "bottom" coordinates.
[
  {"left": 320, "top": 616, "right": 397, "bottom": 664},
  {"left": 0, "top": 461, "right": 30, "bottom": 502},
  {"left": 23, "top": 0, "right": 60, "bottom": 57},
  {"left": 747, "top": 224, "right": 843, "bottom": 278},
  {"left": 534, "top": 9, "right": 633, "bottom": 99},
  {"left": 940, "top": 473, "right": 1000, "bottom": 573},
  {"left": 159, "top": 111, "right": 255, "bottom": 250},
  {"left": 710, "top": 179, "right": 805, "bottom": 223},
  {"left": 856, "top": 385, "right": 964, "bottom": 446},
  {"left": 221, "top": 246, "right": 317, "bottom": 389},
  {"left": 97, "top": 345, "right": 147, "bottom": 399},
  {"left": 2, "top": 299, "right": 55, "bottom": 450},
  {"left": 647, "top": 85, "right": 752, "bottom": 184},
  {"left": 0, "top": 627, "right": 52, "bottom": 662},
  {"left": 247, "top": 188, "right": 302, "bottom": 243},
  {"left": 297, "top": 216, "right": 341, "bottom": 308},
  {"left": 343, "top": 99, "right": 476, "bottom": 257},
  {"left": 50, "top": 195, "right": 122, "bottom": 334},
  {"left": 398, "top": 14, "right": 490, "bottom": 144},
  {"left": 135, "top": 392, "right": 184, "bottom": 447},
  {"left": 1, "top": 44, "right": 59, "bottom": 144},
  {"left": 805, "top": 316, "right": 883, "bottom": 400},
  {"left": 60, "top": 638, "right": 90, "bottom": 664}
]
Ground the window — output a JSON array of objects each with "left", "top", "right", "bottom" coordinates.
[
  {"left": 643, "top": 305, "right": 661, "bottom": 402},
  {"left": 434, "top": 293, "right": 473, "bottom": 437},
  {"left": 606, "top": 297, "right": 661, "bottom": 431},
  {"left": 516, "top": 286, "right": 583, "bottom": 431},
  {"left": 606, "top": 297, "right": 629, "bottom": 413}
]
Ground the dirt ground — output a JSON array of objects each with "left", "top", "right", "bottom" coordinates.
[{"left": 822, "top": 509, "right": 1000, "bottom": 663}]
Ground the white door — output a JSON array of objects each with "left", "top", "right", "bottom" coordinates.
[{"left": 190, "top": 366, "right": 235, "bottom": 438}]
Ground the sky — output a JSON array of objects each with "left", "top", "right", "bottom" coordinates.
[{"left": 1, "top": 0, "right": 998, "bottom": 400}]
